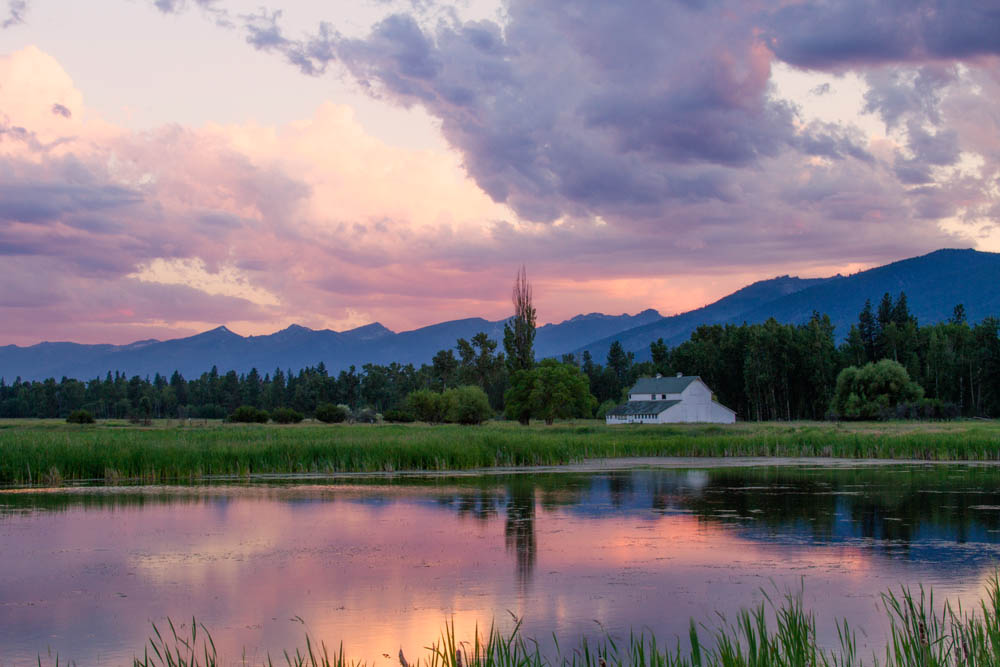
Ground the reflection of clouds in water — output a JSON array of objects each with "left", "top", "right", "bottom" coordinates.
[{"left": 3, "top": 466, "right": 1000, "bottom": 661}]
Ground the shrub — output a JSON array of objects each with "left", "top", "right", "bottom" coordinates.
[
  {"left": 444, "top": 385, "right": 494, "bottom": 425},
  {"left": 66, "top": 409, "right": 95, "bottom": 424},
  {"left": 382, "top": 409, "right": 415, "bottom": 423},
  {"left": 271, "top": 407, "right": 304, "bottom": 424},
  {"left": 193, "top": 403, "right": 228, "bottom": 419},
  {"left": 352, "top": 407, "right": 380, "bottom": 424},
  {"left": 228, "top": 405, "right": 269, "bottom": 423},
  {"left": 405, "top": 389, "right": 452, "bottom": 423},
  {"left": 892, "top": 398, "right": 960, "bottom": 421},
  {"left": 315, "top": 402, "right": 350, "bottom": 423}
]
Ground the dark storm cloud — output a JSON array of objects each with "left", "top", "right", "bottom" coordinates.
[
  {"left": 50, "top": 103, "right": 71, "bottom": 118},
  {"left": 764, "top": 0, "right": 1000, "bottom": 68}
]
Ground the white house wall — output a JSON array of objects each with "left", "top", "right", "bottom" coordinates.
[
  {"left": 708, "top": 401, "right": 737, "bottom": 424},
  {"left": 658, "top": 400, "right": 735, "bottom": 424},
  {"left": 607, "top": 377, "right": 737, "bottom": 425}
]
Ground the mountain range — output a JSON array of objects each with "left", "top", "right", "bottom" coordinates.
[{"left": 2, "top": 248, "right": 998, "bottom": 381}]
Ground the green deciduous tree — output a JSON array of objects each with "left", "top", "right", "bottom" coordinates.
[
  {"left": 504, "top": 360, "right": 596, "bottom": 425},
  {"left": 830, "top": 359, "right": 924, "bottom": 420}
]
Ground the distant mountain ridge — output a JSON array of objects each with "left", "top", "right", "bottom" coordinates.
[
  {"left": 575, "top": 248, "right": 1000, "bottom": 361},
  {"left": 573, "top": 275, "right": 831, "bottom": 363},
  {"left": 1, "top": 248, "right": 997, "bottom": 381},
  {"left": 0, "top": 309, "right": 661, "bottom": 381}
]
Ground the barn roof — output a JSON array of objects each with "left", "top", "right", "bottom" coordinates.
[
  {"left": 607, "top": 400, "right": 681, "bottom": 416},
  {"left": 630, "top": 376, "right": 700, "bottom": 394}
]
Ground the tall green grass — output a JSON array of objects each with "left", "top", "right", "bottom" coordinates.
[
  {"left": 2, "top": 420, "right": 999, "bottom": 486},
  {"left": 47, "top": 574, "right": 1000, "bottom": 666}
]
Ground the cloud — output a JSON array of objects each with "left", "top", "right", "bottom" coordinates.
[
  {"left": 862, "top": 65, "right": 957, "bottom": 130},
  {"left": 5, "top": 0, "right": 1000, "bottom": 346},
  {"left": 241, "top": 8, "right": 337, "bottom": 76},
  {"left": 0, "top": 46, "right": 524, "bottom": 343},
  {"left": 50, "top": 102, "right": 71, "bottom": 118},
  {"left": 764, "top": 0, "right": 1000, "bottom": 68},
  {"left": 1, "top": 0, "right": 26, "bottom": 29},
  {"left": 150, "top": 0, "right": 231, "bottom": 26}
]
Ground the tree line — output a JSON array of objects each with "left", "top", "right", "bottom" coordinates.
[{"left": 1, "top": 286, "right": 999, "bottom": 421}]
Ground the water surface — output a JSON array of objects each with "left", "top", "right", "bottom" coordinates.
[{"left": 3, "top": 461, "right": 1000, "bottom": 664}]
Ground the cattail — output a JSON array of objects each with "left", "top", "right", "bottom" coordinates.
[
  {"left": 919, "top": 619, "right": 928, "bottom": 647},
  {"left": 600, "top": 658, "right": 606, "bottom": 667},
  {"left": 456, "top": 649, "right": 463, "bottom": 667},
  {"left": 399, "top": 648, "right": 409, "bottom": 667}
]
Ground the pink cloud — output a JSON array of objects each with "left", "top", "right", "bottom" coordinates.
[{"left": 0, "top": 34, "right": 997, "bottom": 346}]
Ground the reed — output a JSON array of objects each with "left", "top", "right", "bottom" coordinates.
[
  {"left": 2, "top": 419, "right": 999, "bottom": 486},
  {"left": 46, "top": 574, "right": 1000, "bottom": 666}
]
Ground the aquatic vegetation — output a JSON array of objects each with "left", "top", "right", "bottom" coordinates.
[
  {"left": 43, "top": 574, "right": 1000, "bottom": 666},
  {"left": 1, "top": 419, "right": 999, "bottom": 486}
]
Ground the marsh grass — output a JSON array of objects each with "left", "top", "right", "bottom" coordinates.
[
  {"left": 40, "top": 575, "right": 1000, "bottom": 666},
  {"left": 1, "top": 419, "right": 999, "bottom": 486}
]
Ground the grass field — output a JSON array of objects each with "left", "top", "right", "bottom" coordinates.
[{"left": 1, "top": 418, "right": 999, "bottom": 487}]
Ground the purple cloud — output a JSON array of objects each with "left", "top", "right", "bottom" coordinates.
[
  {"left": 1, "top": 0, "right": 26, "bottom": 29},
  {"left": 764, "top": 0, "right": 1000, "bottom": 68}
]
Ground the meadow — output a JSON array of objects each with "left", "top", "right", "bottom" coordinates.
[{"left": 2, "top": 418, "right": 999, "bottom": 486}]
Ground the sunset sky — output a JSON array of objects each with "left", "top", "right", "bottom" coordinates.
[{"left": 2, "top": 0, "right": 999, "bottom": 345}]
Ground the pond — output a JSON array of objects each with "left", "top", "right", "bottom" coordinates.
[{"left": 3, "top": 460, "right": 1000, "bottom": 664}]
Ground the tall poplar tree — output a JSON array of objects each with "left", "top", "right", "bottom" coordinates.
[{"left": 503, "top": 266, "right": 536, "bottom": 373}]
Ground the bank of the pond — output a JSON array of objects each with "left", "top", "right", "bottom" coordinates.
[
  {"left": 1, "top": 419, "right": 999, "bottom": 486},
  {"left": 80, "top": 575, "right": 1000, "bottom": 666}
]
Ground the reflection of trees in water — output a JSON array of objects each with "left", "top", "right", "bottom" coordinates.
[
  {"left": 504, "top": 481, "right": 536, "bottom": 587},
  {"left": 443, "top": 490, "right": 503, "bottom": 522},
  {"left": 682, "top": 467, "right": 1000, "bottom": 555},
  {"left": 13, "top": 467, "right": 1000, "bottom": 574},
  {"left": 607, "top": 472, "right": 635, "bottom": 508}
]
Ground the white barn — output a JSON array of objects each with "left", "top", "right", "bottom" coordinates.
[{"left": 605, "top": 374, "right": 736, "bottom": 424}]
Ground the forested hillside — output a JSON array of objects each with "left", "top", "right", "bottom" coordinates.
[{"left": 577, "top": 249, "right": 1000, "bottom": 360}]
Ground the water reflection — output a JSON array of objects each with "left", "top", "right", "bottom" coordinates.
[
  {"left": 3, "top": 464, "right": 1000, "bottom": 663},
  {"left": 504, "top": 480, "right": 536, "bottom": 587}
]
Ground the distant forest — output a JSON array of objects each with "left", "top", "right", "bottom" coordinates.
[{"left": 2, "top": 293, "right": 999, "bottom": 420}]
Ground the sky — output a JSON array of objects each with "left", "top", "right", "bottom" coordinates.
[{"left": 1, "top": 0, "right": 999, "bottom": 345}]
